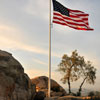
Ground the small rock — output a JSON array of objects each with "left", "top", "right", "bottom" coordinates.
[{"left": 34, "top": 91, "right": 46, "bottom": 100}]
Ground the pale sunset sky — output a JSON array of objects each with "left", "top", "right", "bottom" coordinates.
[{"left": 0, "top": 0, "right": 100, "bottom": 92}]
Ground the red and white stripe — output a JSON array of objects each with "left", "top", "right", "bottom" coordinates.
[{"left": 53, "top": 8, "right": 93, "bottom": 30}]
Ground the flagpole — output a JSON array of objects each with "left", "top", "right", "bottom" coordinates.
[{"left": 48, "top": 0, "right": 51, "bottom": 98}]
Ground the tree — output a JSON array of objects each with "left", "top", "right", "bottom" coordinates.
[
  {"left": 57, "top": 50, "right": 84, "bottom": 94},
  {"left": 77, "top": 61, "right": 96, "bottom": 96}
]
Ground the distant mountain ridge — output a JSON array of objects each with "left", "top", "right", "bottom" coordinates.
[{"left": 65, "top": 88, "right": 92, "bottom": 96}]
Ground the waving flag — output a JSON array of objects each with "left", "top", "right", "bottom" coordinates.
[{"left": 52, "top": 0, "right": 94, "bottom": 31}]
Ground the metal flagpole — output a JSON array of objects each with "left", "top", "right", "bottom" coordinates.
[{"left": 48, "top": 0, "right": 51, "bottom": 98}]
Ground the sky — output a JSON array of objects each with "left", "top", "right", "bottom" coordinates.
[{"left": 0, "top": 0, "right": 100, "bottom": 92}]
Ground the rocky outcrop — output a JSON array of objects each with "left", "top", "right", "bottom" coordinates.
[
  {"left": 31, "top": 76, "right": 67, "bottom": 97},
  {"left": 0, "top": 50, "right": 36, "bottom": 100}
]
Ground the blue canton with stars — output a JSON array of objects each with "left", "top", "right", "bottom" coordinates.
[{"left": 52, "top": 0, "right": 69, "bottom": 16}]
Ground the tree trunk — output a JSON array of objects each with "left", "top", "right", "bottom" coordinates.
[
  {"left": 77, "top": 77, "right": 87, "bottom": 96},
  {"left": 68, "top": 77, "right": 71, "bottom": 94},
  {"left": 67, "top": 65, "right": 73, "bottom": 94}
]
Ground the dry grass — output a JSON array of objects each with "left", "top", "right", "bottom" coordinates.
[
  {"left": 82, "top": 96, "right": 100, "bottom": 100},
  {"left": 59, "top": 96, "right": 100, "bottom": 100}
]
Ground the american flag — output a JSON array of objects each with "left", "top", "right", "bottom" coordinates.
[{"left": 52, "top": 0, "right": 94, "bottom": 31}]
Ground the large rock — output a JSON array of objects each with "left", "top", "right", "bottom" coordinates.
[
  {"left": 0, "top": 50, "right": 36, "bottom": 100},
  {"left": 31, "top": 76, "right": 67, "bottom": 97}
]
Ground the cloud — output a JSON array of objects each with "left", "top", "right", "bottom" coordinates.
[
  {"left": 78, "top": 51, "right": 100, "bottom": 69},
  {"left": 0, "top": 25, "right": 15, "bottom": 32},
  {"left": 25, "top": 0, "right": 49, "bottom": 20},
  {"left": 0, "top": 35, "right": 47, "bottom": 55},
  {"left": 1, "top": 31, "right": 99, "bottom": 71},
  {"left": 25, "top": 69, "right": 48, "bottom": 79},
  {"left": 25, "top": 69, "right": 62, "bottom": 84},
  {"left": 32, "top": 58, "right": 48, "bottom": 66},
  {"left": 0, "top": 25, "right": 61, "bottom": 58},
  {"left": 0, "top": 25, "right": 23, "bottom": 41}
]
